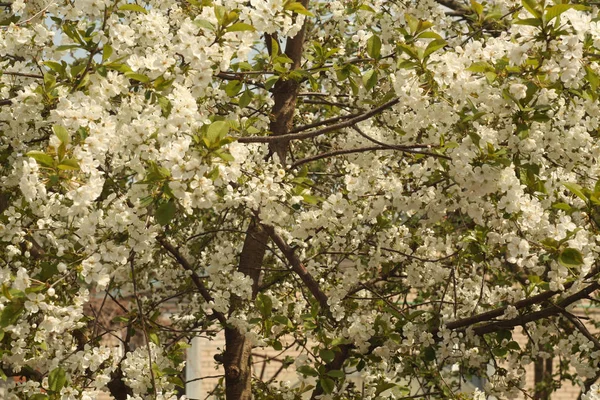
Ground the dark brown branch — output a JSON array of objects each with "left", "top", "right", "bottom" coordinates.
[
  {"left": 435, "top": 0, "right": 470, "bottom": 15},
  {"left": 470, "top": 282, "right": 600, "bottom": 336},
  {"left": 352, "top": 125, "right": 444, "bottom": 156},
  {"left": 129, "top": 251, "right": 158, "bottom": 397},
  {"left": 0, "top": 99, "right": 13, "bottom": 106},
  {"left": 263, "top": 224, "right": 329, "bottom": 311},
  {"left": 310, "top": 344, "right": 350, "bottom": 400},
  {"left": 291, "top": 113, "right": 355, "bottom": 133},
  {"left": 156, "top": 236, "right": 227, "bottom": 324},
  {"left": 379, "top": 246, "right": 459, "bottom": 263},
  {"left": 290, "top": 145, "right": 450, "bottom": 169},
  {"left": 237, "top": 98, "right": 400, "bottom": 144},
  {"left": 558, "top": 307, "right": 600, "bottom": 350},
  {"left": 447, "top": 268, "right": 600, "bottom": 332},
  {"left": 301, "top": 98, "right": 358, "bottom": 109},
  {"left": 2, "top": 71, "right": 43, "bottom": 79}
]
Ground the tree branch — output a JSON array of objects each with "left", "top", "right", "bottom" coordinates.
[
  {"left": 435, "top": 0, "right": 470, "bottom": 15},
  {"left": 2, "top": 71, "right": 43, "bottom": 79},
  {"left": 469, "top": 282, "right": 600, "bottom": 336},
  {"left": 237, "top": 98, "right": 400, "bottom": 144},
  {"left": 559, "top": 308, "right": 600, "bottom": 350},
  {"left": 129, "top": 251, "right": 157, "bottom": 397},
  {"left": 262, "top": 224, "right": 329, "bottom": 311},
  {"left": 291, "top": 113, "right": 355, "bottom": 133},
  {"left": 446, "top": 269, "right": 600, "bottom": 332},
  {"left": 290, "top": 144, "right": 450, "bottom": 169},
  {"left": 156, "top": 237, "right": 227, "bottom": 324}
]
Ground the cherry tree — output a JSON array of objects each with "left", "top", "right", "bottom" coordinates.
[{"left": 1, "top": 0, "right": 600, "bottom": 399}]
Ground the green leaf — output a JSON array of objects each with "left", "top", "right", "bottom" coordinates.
[
  {"left": 48, "top": 367, "right": 67, "bottom": 393},
  {"left": 284, "top": 1, "right": 315, "bottom": 17},
  {"left": 0, "top": 302, "right": 23, "bottom": 327},
  {"left": 366, "top": 34, "right": 381, "bottom": 59},
  {"left": 522, "top": 0, "right": 541, "bottom": 18},
  {"left": 239, "top": 90, "right": 253, "bottom": 108},
  {"left": 214, "top": 150, "right": 234, "bottom": 162},
  {"left": 327, "top": 369, "right": 345, "bottom": 378},
  {"left": 256, "top": 293, "right": 273, "bottom": 318},
  {"left": 562, "top": 182, "right": 587, "bottom": 202},
  {"left": 423, "top": 346, "right": 436, "bottom": 362},
  {"left": 57, "top": 159, "right": 80, "bottom": 171},
  {"left": 44, "top": 61, "right": 64, "bottom": 74},
  {"left": 225, "top": 80, "right": 243, "bottom": 97},
  {"left": 56, "top": 44, "right": 80, "bottom": 52},
  {"left": 265, "top": 75, "right": 279, "bottom": 90},
  {"left": 467, "top": 61, "right": 494, "bottom": 73},
  {"left": 207, "top": 121, "right": 230, "bottom": 143},
  {"left": 149, "top": 332, "right": 160, "bottom": 345},
  {"left": 423, "top": 38, "right": 446, "bottom": 60},
  {"left": 492, "top": 347, "right": 508, "bottom": 357},
  {"left": 155, "top": 201, "right": 176, "bottom": 226},
  {"left": 319, "top": 377, "right": 335, "bottom": 394},
  {"left": 105, "top": 62, "right": 132, "bottom": 73},
  {"left": 272, "top": 340, "right": 282, "bottom": 351},
  {"left": 559, "top": 248, "right": 584, "bottom": 267},
  {"left": 124, "top": 72, "right": 150, "bottom": 83},
  {"left": 213, "top": 5, "right": 226, "bottom": 24},
  {"left": 397, "top": 43, "right": 419, "bottom": 60},
  {"left": 297, "top": 365, "right": 319, "bottom": 377},
  {"left": 154, "top": 75, "right": 175, "bottom": 91},
  {"left": 586, "top": 65, "right": 599, "bottom": 91},
  {"left": 513, "top": 17, "right": 542, "bottom": 26},
  {"left": 375, "top": 382, "right": 397, "bottom": 396},
  {"left": 497, "top": 330, "right": 512, "bottom": 342},
  {"left": 358, "top": 4, "right": 375, "bottom": 12},
  {"left": 319, "top": 349, "right": 335, "bottom": 363},
  {"left": 26, "top": 151, "right": 54, "bottom": 168},
  {"left": 194, "top": 19, "right": 216, "bottom": 31},
  {"left": 52, "top": 125, "right": 70, "bottom": 144},
  {"left": 552, "top": 202, "right": 572, "bottom": 211},
  {"left": 545, "top": 4, "right": 587, "bottom": 22},
  {"left": 157, "top": 95, "right": 172, "bottom": 117},
  {"left": 302, "top": 194, "right": 323, "bottom": 205},
  {"left": 470, "top": 0, "right": 484, "bottom": 15},
  {"left": 102, "top": 44, "right": 113, "bottom": 62},
  {"left": 507, "top": 341, "right": 521, "bottom": 351},
  {"left": 118, "top": 4, "right": 148, "bottom": 14},
  {"left": 226, "top": 22, "right": 256, "bottom": 32},
  {"left": 362, "top": 69, "right": 378, "bottom": 91},
  {"left": 415, "top": 31, "right": 443, "bottom": 40},
  {"left": 273, "top": 315, "right": 292, "bottom": 327}
]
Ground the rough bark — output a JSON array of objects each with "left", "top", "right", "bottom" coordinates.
[
  {"left": 267, "top": 0, "right": 309, "bottom": 165},
  {"left": 533, "top": 357, "right": 552, "bottom": 400},
  {"left": 224, "top": 221, "right": 268, "bottom": 400},
  {"left": 223, "top": 3, "right": 309, "bottom": 398}
]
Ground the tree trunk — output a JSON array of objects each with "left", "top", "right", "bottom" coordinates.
[
  {"left": 224, "top": 221, "right": 268, "bottom": 399},
  {"left": 533, "top": 356, "right": 552, "bottom": 400},
  {"left": 223, "top": 2, "right": 309, "bottom": 397}
]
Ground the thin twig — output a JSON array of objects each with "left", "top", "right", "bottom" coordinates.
[
  {"left": 129, "top": 251, "right": 158, "bottom": 398},
  {"left": 237, "top": 98, "right": 400, "bottom": 143}
]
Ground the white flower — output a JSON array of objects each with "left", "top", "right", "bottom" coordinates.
[{"left": 509, "top": 83, "right": 527, "bottom": 100}]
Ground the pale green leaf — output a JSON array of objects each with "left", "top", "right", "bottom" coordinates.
[
  {"left": 366, "top": 34, "right": 381, "bottom": 59},
  {"left": 559, "top": 248, "right": 584, "bottom": 267},
  {"left": 118, "top": 4, "right": 148, "bottom": 14},
  {"left": 226, "top": 22, "right": 256, "bottom": 32},
  {"left": 26, "top": 151, "right": 54, "bottom": 168}
]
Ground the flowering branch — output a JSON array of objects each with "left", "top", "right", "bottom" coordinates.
[{"left": 237, "top": 98, "right": 400, "bottom": 144}]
